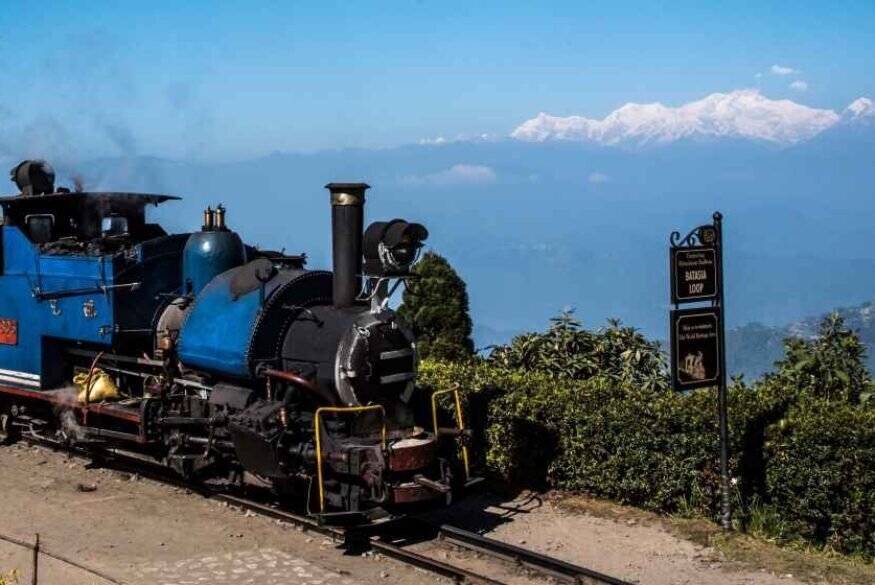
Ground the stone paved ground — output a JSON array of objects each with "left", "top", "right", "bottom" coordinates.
[{"left": 134, "top": 548, "right": 359, "bottom": 585}]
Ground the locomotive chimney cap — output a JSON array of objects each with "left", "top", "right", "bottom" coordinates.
[{"left": 325, "top": 183, "right": 369, "bottom": 206}]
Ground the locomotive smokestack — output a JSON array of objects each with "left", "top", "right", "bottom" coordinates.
[{"left": 326, "top": 182, "right": 369, "bottom": 308}]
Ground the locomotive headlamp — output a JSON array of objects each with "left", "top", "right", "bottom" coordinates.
[
  {"left": 363, "top": 219, "right": 429, "bottom": 276},
  {"left": 10, "top": 159, "right": 55, "bottom": 196}
]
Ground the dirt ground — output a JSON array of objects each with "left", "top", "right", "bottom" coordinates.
[
  {"left": 0, "top": 443, "right": 434, "bottom": 585},
  {"left": 0, "top": 442, "right": 856, "bottom": 585},
  {"left": 421, "top": 493, "right": 829, "bottom": 585}
]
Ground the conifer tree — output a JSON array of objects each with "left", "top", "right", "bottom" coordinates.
[{"left": 398, "top": 251, "right": 474, "bottom": 362}]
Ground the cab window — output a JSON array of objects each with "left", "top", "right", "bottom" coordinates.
[
  {"left": 101, "top": 215, "right": 129, "bottom": 237},
  {"left": 25, "top": 214, "right": 55, "bottom": 244}
]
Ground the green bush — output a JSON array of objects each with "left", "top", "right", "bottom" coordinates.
[
  {"left": 764, "top": 399, "right": 875, "bottom": 555},
  {"left": 417, "top": 312, "right": 875, "bottom": 558},
  {"left": 422, "top": 360, "right": 743, "bottom": 514}
]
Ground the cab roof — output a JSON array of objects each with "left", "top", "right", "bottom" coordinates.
[{"left": 0, "top": 191, "right": 179, "bottom": 211}]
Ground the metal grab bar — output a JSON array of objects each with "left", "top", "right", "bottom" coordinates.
[
  {"left": 33, "top": 281, "right": 141, "bottom": 301},
  {"left": 314, "top": 405, "right": 387, "bottom": 514},
  {"left": 431, "top": 386, "right": 470, "bottom": 481}
]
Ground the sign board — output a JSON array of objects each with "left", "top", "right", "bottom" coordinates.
[
  {"left": 671, "top": 246, "right": 718, "bottom": 304},
  {"left": 670, "top": 307, "right": 721, "bottom": 391}
]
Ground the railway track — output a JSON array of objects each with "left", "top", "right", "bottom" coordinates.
[
  {"left": 433, "top": 523, "right": 633, "bottom": 585},
  {"left": 212, "top": 494, "right": 633, "bottom": 585},
  {"left": 206, "top": 493, "right": 511, "bottom": 585},
  {"left": 16, "top": 440, "right": 632, "bottom": 585}
]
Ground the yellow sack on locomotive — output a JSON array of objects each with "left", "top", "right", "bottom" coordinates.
[{"left": 73, "top": 369, "right": 120, "bottom": 403}]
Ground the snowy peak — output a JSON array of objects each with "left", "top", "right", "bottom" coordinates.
[{"left": 511, "top": 90, "right": 869, "bottom": 146}]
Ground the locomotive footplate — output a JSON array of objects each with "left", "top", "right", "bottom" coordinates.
[{"left": 0, "top": 385, "right": 143, "bottom": 426}]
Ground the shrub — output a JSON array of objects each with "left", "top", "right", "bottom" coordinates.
[
  {"left": 417, "top": 312, "right": 875, "bottom": 558},
  {"left": 422, "top": 359, "right": 755, "bottom": 515},
  {"left": 488, "top": 311, "right": 668, "bottom": 391},
  {"left": 764, "top": 399, "right": 875, "bottom": 556}
]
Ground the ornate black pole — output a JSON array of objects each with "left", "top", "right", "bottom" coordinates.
[
  {"left": 669, "top": 211, "right": 731, "bottom": 530},
  {"left": 713, "top": 212, "right": 731, "bottom": 530}
]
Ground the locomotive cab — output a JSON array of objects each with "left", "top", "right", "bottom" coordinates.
[{"left": 0, "top": 185, "right": 185, "bottom": 388}]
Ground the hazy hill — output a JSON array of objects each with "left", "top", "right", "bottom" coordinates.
[{"left": 728, "top": 300, "right": 875, "bottom": 380}]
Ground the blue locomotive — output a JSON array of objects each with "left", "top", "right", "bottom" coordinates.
[{"left": 0, "top": 160, "right": 474, "bottom": 523}]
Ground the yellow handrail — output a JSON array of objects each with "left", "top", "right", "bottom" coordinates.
[
  {"left": 314, "top": 405, "right": 387, "bottom": 514},
  {"left": 431, "top": 386, "right": 470, "bottom": 480}
]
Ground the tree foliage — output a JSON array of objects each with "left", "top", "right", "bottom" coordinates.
[
  {"left": 768, "top": 312, "right": 870, "bottom": 403},
  {"left": 488, "top": 310, "right": 669, "bottom": 391},
  {"left": 398, "top": 251, "right": 474, "bottom": 361}
]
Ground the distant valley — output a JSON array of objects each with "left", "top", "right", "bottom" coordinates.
[{"left": 727, "top": 300, "right": 875, "bottom": 380}]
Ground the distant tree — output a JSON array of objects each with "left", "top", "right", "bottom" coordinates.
[{"left": 398, "top": 251, "right": 474, "bottom": 362}]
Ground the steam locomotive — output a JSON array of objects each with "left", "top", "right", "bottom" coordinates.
[{"left": 0, "top": 160, "right": 475, "bottom": 524}]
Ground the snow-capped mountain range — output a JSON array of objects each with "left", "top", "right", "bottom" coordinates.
[{"left": 511, "top": 90, "right": 874, "bottom": 146}]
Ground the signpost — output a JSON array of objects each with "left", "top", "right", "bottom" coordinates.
[{"left": 669, "top": 212, "right": 731, "bottom": 530}]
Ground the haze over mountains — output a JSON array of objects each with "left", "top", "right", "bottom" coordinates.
[{"left": 2, "top": 90, "right": 874, "bottom": 370}]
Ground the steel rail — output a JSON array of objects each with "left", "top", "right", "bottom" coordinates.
[
  {"left": 197, "top": 492, "right": 507, "bottom": 585},
  {"left": 369, "top": 539, "right": 505, "bottom": 585},
  {"left": 435, "top": 523, "right": 634, "bottom": 585}
]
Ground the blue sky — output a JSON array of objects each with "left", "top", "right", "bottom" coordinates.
[{"left": 1, "top": 1, "right": 873, "bottom": 160}]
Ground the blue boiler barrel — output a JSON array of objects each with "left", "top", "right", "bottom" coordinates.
[
  {"left": 176, "top": 266, "right": 262, "bottom": 377},
  {"left": 176, "top": 265, "right": 335, "bottom": 379}
]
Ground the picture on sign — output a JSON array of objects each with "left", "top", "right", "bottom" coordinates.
[
  {"left": 671, "top": 246, "right": 718, "bottom": 304},
  {"left": 671, "top": 307, "right": 721, "bottom": 391}
]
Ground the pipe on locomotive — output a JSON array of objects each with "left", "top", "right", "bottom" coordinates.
[
  {"left": 260, "top": 368, "right": 338, "bottom": 405},
  {"left": 326, "top": 182, "right": 370, "bottom": 308}
]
